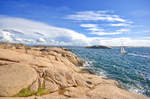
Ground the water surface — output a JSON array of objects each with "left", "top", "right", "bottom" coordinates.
[{"left": 69, "top": 47, "right": 150, "bottom": 97}]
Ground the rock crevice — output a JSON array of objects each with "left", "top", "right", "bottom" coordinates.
[{"left": 0, "top": 43, "right": 149, "bottom": 99}]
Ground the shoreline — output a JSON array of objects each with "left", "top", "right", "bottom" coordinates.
[{"left": 0, "top": 42, "right": 149, "bottom": 99}]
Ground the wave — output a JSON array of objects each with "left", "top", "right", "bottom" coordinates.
[
  {"left": 129, "top": 87, "right": 144, "bottom": 95},
  {"left": 82, "top": 61, "right": 108, "bottom": 78},
  {"left": 125, "top": 83, "right": 145, "bottom": 96},
  {"left": 128, "top": 53, "right": 150, "bottom": 58},
  {"left": 96, "top": 70, "right": 107, "bottom": 78},
  {"left": 83, "top": 61, "right": 93, "bottom": 67},
  {"left": 82, "top": 59, "right": 146, "bottom": 96}
]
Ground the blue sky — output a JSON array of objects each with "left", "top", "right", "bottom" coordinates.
[{"left": 0, "top": 0, "right": 150, "bottom": 46}]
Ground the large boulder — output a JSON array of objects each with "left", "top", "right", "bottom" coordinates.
[{"left": 0, "top": 63, "right": 37, "bottom": 96}]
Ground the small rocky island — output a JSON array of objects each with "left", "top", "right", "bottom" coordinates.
[
  {"left": 0, "top": 42, "right": 149, "bottom": 99},
  {"left": 86, "top": 45, "right": 112, "bottom": 49}
]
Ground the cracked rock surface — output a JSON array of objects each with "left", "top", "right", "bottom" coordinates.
[{"left": 0, "top": 42, "right": 149, "bottom": 99}]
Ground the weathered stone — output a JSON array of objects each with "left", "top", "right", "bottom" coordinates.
[
  {"left": 86, "top": 84, "right": 148, "bottom": 99},
  {"left": 45, "top": 68, "right": 77, "bottom": 88},
  {"left": 38, "top": 78, "right": 44, "bottom": 88},
  {"left": 30, "top": 79, "right": 39, "bottom": 92},
  {"left": 74, "top": 73, "right": 87, "bottom": 87},
  {"left": 36, "top": 92, "right": 67, "bottom": 99},
  {"left": 44, "top": 77, "right": 59, "bottom": 92},
  {"left": 64, "top": 86, "right": 89, "bottom": 98},
  {"left": 0, "top": 63, "right": 37, "bottom": 96},
  {"left": 0, "top": 96, "right": 35, "bottom": 99},
  {"left": 0, "top": 43, "right": 149, "bottom": 99}
]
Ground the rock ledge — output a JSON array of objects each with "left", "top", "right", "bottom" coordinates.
[{"left": 0, "top": 42, "right": 149, "bottom": 99}]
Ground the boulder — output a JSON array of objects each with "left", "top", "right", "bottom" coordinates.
[{"left": 0, "top": 63, "right": 37, "bottom": 96}]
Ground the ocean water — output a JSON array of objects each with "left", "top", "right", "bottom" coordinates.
[{"left": 69, "top": 47, "right": 150, "bottom": 97}]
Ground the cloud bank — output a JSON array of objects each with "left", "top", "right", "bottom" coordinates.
[
  {"left": 0, "top": 16, "right": 90, "bottom": 46},
  {"left": 109, "top": 23, "right": 130, "bottom": 27},
  {"left": 66, "top": 10, "right": 133, "bottom": 36},
  {"left": 80, "top": 23, "right": 129, "bottom": 36},
  {"left": 0, "top": 16, "right": 149, "bottom": 46},
  {"left": 66, "top": 11, "right": 126, "bottom": 22}
]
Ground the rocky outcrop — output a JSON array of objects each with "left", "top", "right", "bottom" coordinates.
[
  {"left": 0, "top": 63, "right": 37, "bottom": 96},
  {"left": 86, "top": 45, "right": 112, "bottom": 49},
  {"left": 0, "top": 42, "right": 149, "bottom": 99}
]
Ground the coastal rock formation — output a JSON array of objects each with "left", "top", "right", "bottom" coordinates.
[
  {"left": 0, "top": 42, "right": 149, "bottom": 99},
  {"left": 0, "top": 63, "right": 37, "bottom": 96},
  {"left": 86, "top": 45, "right": 112, "bottom": 49}
]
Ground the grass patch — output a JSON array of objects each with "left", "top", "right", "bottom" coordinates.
[
  {"left": 14, "top": 87, "right": 50, "bottom": 97},
  {"left": 14, "top": 88, "right": 35, "bottom": 97},
  {"left": 14, "top": 81, "right": 50, "bottom": 97},
  {"left": 36, "top": 88, "right": 50, "bottom": 96}
]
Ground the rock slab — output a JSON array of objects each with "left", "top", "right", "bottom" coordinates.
[{"left": 0, "top": 63, "right": 37, "bottom": 96}]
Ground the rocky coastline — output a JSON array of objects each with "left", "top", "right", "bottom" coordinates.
[{"left": 0, "top": 42, "right": 149, "bottom": 99}]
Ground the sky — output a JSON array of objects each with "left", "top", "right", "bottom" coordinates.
[{"left": 0, "top": 0, "right": 150, "bottom": 46}]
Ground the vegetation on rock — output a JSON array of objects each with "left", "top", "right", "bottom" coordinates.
[
  {"left": 14, "top": 88, "right": 35, "bottom": 97},
  {"left": 36, "top": 88, "right": 50, "bottom": 96},
  {"left": 15, "top": 87, "right": 50, "bottom": 97}
]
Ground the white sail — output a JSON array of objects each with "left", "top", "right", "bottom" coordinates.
[{"left": 121, "top": 47, "right": 127, "bottom": 54}]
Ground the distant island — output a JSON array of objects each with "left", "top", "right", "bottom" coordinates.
[{"left": 86, "top": 45, "right": 112, "bottom": 49}]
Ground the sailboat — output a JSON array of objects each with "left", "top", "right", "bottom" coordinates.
[{"left": 121, "top": 46, "right": 127, "bottom": 54}]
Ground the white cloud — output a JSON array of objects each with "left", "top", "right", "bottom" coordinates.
[
  {"left": 80, "top": 24, "right": 104, "bottom": 32},
  {"left": 86, "top": 28, "right": 104, "bottom": 32},
  {"left": 143, "top": 30, "right": 150, "bottom": 33},
  {"left": 0, "top": 30, "right": 13, "bottom": 41},
  {"left": 144, "top": 36, "right": 150, "bottom": 39},
  {"left": 66, "top": 10, "right": 126, "bottom": 22},
  {"left": 88, "top": 28, "right": 129, "bottom": 36},
  {"left": 80, "top": 23, "right": 129, "bottom": 36},
  {"left": 90, "top": 32, "right": 121, "bottom": 35},
  {"left": 38, "top": 38, "right": 46, "bottom": 42},
  {"left": 99, "top": 37, "right": 150, "bottom": 46},
  {"left": 80, "top": 24, "right": 98, "bottom": 28},
  {"left": 0, "top": 16, "right": 89, "bottom": 46},
  {"left": 117, "top": 28, "right": 129, "bottom": 32},
  {"left": 67, "top": 10, "right": 132, "bottom": 36},
  {"left": 91, "top": 28, "right": 129, "bottom": 35},
  {"left": 109, "top": 23, "right": 130, "bottom": 27},
  {"left": 0, "top": 16, "right": 149, "bottom": 46}
]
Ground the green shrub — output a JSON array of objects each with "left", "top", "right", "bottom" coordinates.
[
  {"left": 36, "top": 88, "right": 50, "bottom": 96},
  {"left": 15, "top": 88, "right": 35, "bottom": 97}
]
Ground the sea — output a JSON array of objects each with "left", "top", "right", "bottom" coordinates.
[{"left": 69, "top": 47, "right": 150, "bottom": 97}]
